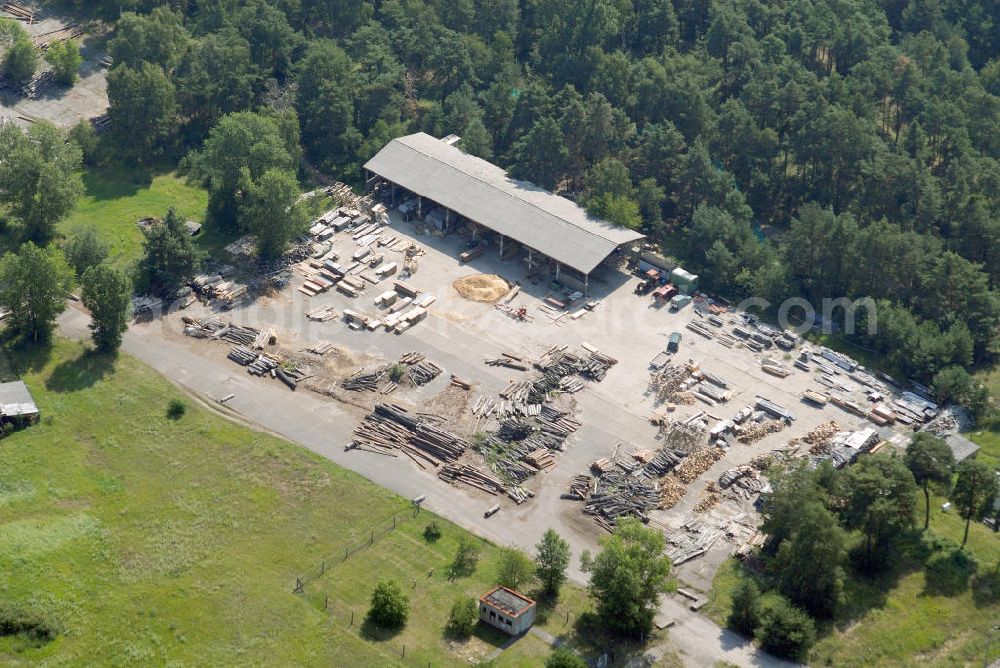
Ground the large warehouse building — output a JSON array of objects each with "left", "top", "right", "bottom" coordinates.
[{"left": 363, "top": 133, "right": 644, "bottom": 293}]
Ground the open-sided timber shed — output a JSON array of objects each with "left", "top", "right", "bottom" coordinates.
[{"left": 364, "top": 133, "right": 644, "bottom": 293}]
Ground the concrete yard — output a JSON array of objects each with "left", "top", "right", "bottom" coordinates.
[
  {"left": 119, "top": 209, "right": 905, "bottom": 580},
  {"left": 59, "top": 204, "right": 913, "bottom": 667}
]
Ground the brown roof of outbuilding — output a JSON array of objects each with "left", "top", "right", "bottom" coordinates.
[{"left": 480, "top": 586, "right": 534, "bottom": 617}]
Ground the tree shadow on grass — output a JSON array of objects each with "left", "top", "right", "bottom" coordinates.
[
  {"left": 971, "top": 565, "right": 1000, "bottom": 608},
  {"left": 358, "top": 617, "right": 405, "bottom": 643},
  {"left": 81, "top": 166, "right": 156, "bottom": 201},
  {"left": 2, "top": 334, "right": 54, "bottom": 376},
  {"left": 922, "top": 549, "right": 979, "bottom": 597},
  {"left": 44, "top": 349, "right": 117, "bottom": 393}
]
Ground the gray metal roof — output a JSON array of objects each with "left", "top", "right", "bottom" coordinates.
[
  {"left": 364, "top": 133, "right": 644, "bottom": 275},
  {"left": 482, "top": 587, "right": 533, "bottom": 616},
  {"left": 944, "top": 433, "right": 981, "bottom": 462},
  {"left": 0, "top": 380, "right": 38, "bottom": 418}
]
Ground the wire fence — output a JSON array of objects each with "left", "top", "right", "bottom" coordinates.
[
  {"left": 295, "top": 573, "right": 440, "bottom": 667},
  {"left": 286, "top": 504, "right": 439, "bottom": 665},
  {"left": 293, "top": 504, "right": 424, "bottom": 588}
]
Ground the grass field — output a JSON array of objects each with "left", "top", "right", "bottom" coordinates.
[
  {"left": 58, "top": 168, "right": 208, "bottom": 269},
  {"left": 0, "top": 338, "right": 610, "bottom": 666},
  {"left": 705, "top": 490, "right": 1000, "bottom": 667}
]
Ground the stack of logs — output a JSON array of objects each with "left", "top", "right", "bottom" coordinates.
[
  {"left": 349, "top": 404, "right": 468, "bottom": 469},
  {"left": 649, "top": 362, "right": 691, "bottom": 403},
  {"left": 563, "top": 444, "right": 689, "bottom": 530},
  {"left": 341, "top": 353, "right": 443, "bottom": 393},
  {"left": 438, "top": 463, "right": 505, "bottom": 495}
]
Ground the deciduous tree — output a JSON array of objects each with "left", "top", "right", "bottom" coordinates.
[
  {"left": 45, "top": 39, "right": 81, "bottom": 86},
  {"left": 366, "top": 579, "right": 408, "bottom": 629},
  {"left": 0, "top": 243, "right": 73, "bottom": 343},
  {"left": 775, "top": 499, "right": 846, "bottom": 618},
  {"left": 535, "top": 529, "right": 571, "bottom": 596},
  {"left": 581, "top": 518, "right": 672, "bottom": 636},
  {"left": 0, "top": 121, "right": 83, "bottom": 243},
  {"left": 186, "top": 112, "right": 297, "bottom": 231},
  {"left": 496, "top": 547, "right": 535, "bottom": 590},
  {"left": 728, "top": 578, "right": 762, "bottom": 636},
  {"left": 106, "top": 62, "right": 178, "bottom": 162},
  {"left": 238, "top": 168, "right": 305, "bottom": 262},
  {"left": 2, "top": 36, "right": 37, "bottom": 89},
  {"left": 755, "top": 598, "right": 816, "bottom": 661},
  {"left": 81, "top": 265, "right": 132, "bottom": 352},
  {"left": 65, "top": 226, "right": 109, "bottom": 277}
]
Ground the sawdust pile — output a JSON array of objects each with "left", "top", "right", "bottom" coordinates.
[{"left": 453, "top": 274, "right": 510, "bottom": 302}]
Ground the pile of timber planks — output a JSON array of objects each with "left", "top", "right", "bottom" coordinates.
[
  {"left": 307, "top": 340, "right": 336, "bottom": 355},
  {"left": 2, "top": 2, "right": 36, "bottom": 21},
  {"left": 523, "top": 448, "right": 556, "bottom": 471},
  {"left": 306, "top": 305, "right": 339, "bottom": 321}
]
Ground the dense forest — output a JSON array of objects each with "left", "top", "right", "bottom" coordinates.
[{"left": 61, "top": 0, "right": 1000, "bottom": 410}]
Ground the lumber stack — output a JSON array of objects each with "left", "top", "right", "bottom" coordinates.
[
  {"left": 1, "top": 2, "right": 36, "bottom": 22},
  {"left": 523, "top": 448, "right": 556, "bottom": 471}
]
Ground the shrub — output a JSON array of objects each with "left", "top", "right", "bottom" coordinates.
[
  {"left": 449, "top": 537, "right": 480, "bottom": 578},
  {"left": 446, "top": 596, "right": 478, "bottom": 637},
  {"left": 546, "top": 646, "right": 588, "bottom": 668},
  {"left": 756, "top": 599, "right": 816, "bottom": 661},
  {"left": 0, "top": 602, "right": 61, "bottom": 648},
  {"left": 387, "top": 362, "right": 406, "bottom": 383},
  {"left": 727, "top": 578, "right": 763, "bottom": 636},
  {"left": 423, "top": 522, "right": 442, "bottom": 542},
  {"left": 166, "top": 399, "right": 186, "bottom": 419},
  {"left": 366, "top": 579, "right": 409, "bottom": 629}
]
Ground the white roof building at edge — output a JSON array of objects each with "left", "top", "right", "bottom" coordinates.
[{"left": 363, "top": 132, "right": 645, "bottom": 276}]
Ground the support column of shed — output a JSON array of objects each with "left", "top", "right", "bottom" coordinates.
[{"left": 499, "top": 235, "right": 504, "bottom": 258}]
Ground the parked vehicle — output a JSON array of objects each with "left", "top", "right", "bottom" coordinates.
[
  {"left": 653, "top": 284, "right": 678, "bottom": 303},
  {"left": 669, "top": 294, "right": 692, "bottom": 311},
  {"left": 667, "top": 331, "right": 682, "bottom": 352}
]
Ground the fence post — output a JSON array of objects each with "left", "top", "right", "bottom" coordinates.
[
  {"left": 321, "top": 560, "right": 325, "bottom": 575},
  {"left": 402, "top": 645, "right": 406, "bottom": 659},
  {"left": 350, "top": 610, "right": 354, "bottom": 626},
  {"left": 393, "top": 514, "right": 397, "bottom": 529},
  {"left": 345, "top": 546, "right": 348, "bottom": 560},
  {"left": 370, "top": 529, "right": 374, "bottom": 545},
  {"left": 324, "top": 594, "right": 329, "bottom": 610}
]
